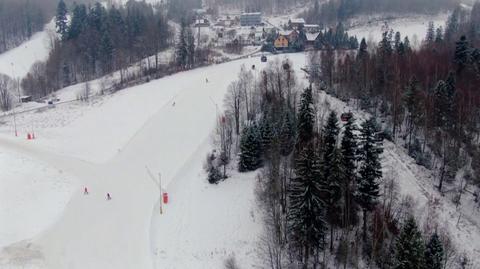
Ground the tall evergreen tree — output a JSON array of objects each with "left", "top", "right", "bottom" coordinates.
[
  {"left": 279, "top": 109, "right": 296, "bottom": 157},
  {"left": 425, "top": 232, "right": 444, "bottom": 269},
  {"left": 175, "top": 20, "right": 188, "bottom": 68},
  {"left": 297, "top": 86, "right": 315, "bottom": 146},
  {"left": 394, "top": 217, "right": 426, "bottom": 269},
  {"left": 356, "top": 117, "right": 383, "bottom": 239},
  {"left": 340, "top": 112, "right": 358, "bottom": 227},
  {"left": 320, "top": 111, "right": 342, "bottom": 250},
  {"left": 238, "top": 123, "right": 262, "bottom": 172},
  {"left": 454, "top": 35, "right": 470, "bottom": 74},
  {"left": 288, "top": 146, "right": 326, "bottom": 268},
  {"left": 56, "top": 0, "right": 68, "bottom": 41}
]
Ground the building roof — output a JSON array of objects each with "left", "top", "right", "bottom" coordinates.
[
  {"left": 241, "top": 12, "right": 262, "bottom": 16},
  {"left": 290, "top": 18, "right": 306, "bottom": 24},
  {"left": 306, "top": 33, "right": 320, "bottom": 41}
]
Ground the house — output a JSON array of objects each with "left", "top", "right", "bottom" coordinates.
[
  {"left": 305, "top": 32, "right": 320, "bottom": 47},
  {"left": 20, "top": 96, "right": 32, "bottom": 103},
  {"left": 194, "top": 19, "right": 210, "bottom": 27},
  {"left": 274, "top": 35, "right": 289, "bottom": 49},
  {"left": 289, "top": 18, "right": 305, "bottom": 29},
  {"left": 304, "top": 24, "right": 321, "bottom": 33},
  {"left": 240, "top": 12, "right": 262, "bottom": 26},
  {"left": 279, "top": 30, "right": 299, "bottom": 43}
]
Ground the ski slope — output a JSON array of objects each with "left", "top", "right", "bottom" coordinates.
[
  {"left": 0, "top": 55, "right": 294, "bottom": 268},
  {"left": 348, "top": 13, "right": 448, "bottom": 46},
  {"left": 1, "top": 51, "right": 480, "bottom": 268},
  {"left": 0, "top": 19, "right": 55, "bottom": 80}
]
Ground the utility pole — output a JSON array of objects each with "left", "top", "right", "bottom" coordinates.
[
  {"left": 146, "top": 166, "right": 163, "bottom": 215},
  {"left": 10, "top": 63, "right": 18, "bottom": 136}
]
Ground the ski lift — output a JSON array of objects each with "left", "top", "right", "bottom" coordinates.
[{"left": 261, "top": 55, "right": 267, "bottom": 62}]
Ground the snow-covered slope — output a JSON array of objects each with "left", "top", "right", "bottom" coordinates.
[
  {"left": 348, "top": 13, "right": 448, "bottom": 45},
  {"left": 0, "top": 55, "right": 294, "bottom": 269},
  {"left": 1, "top": 51, "right": 480, "bottom": 268},
  {"left": 0, "top": 19, "right": 55, "bottom": 80}
]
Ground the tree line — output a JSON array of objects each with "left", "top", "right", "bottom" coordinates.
[
  {"left": 206, "top": 58, "right": 454, "bottom": 267},
  {"left": 302, "top": 0, "right": 458, "bottom": 27},
  {"left": 21, "top": 0, "right": 172, "bottom": 99},
  {"left": 308, "top": 3, "right": 480, "bottom": 194}
]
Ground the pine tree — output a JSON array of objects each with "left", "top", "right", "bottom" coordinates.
[
  {"left": 99, "top": 31, "right": 114, "bottom": 73},
  {"left": 68, "top": 4, "right": 87, "bottom": 40},
  {"left": 455, "top": 35, "right": 470, "bottom": 74},
  {"left": 340, "top": 112, "right": 357, "bottom": 227},
  {"left": 403, "top": 36, "right": 412, "bottom": 54},
  {"left": 186, "top": 26, "right": 195, "bottom": 67},
  {"left": 358, "top": 38, "right": 368, "bottom": 59},
  {"left": 206, "top": 152, "right": 223, "bottom": 184},
  {"left": 403, "top": 77, "right": 423, "bottom": 153},
  {"left": 288, "top": 146, "right": 326, "bottom": 267},
  {"left": 279, "top": 109, "right": 296, "bottom": 157},
  {"left": 426, "top": 21, "right": 435, "bottom": 44},
  {"left": 238, "top": 123, "right": 262, "bottom": 172},
  {"left": 323, "top": 111, "right": 339, "bottom": 158},
  {"left": 175, "top": 20, "right": 188, "bottom": 68},
  {"left": 425, "top": 232, "right": 444, "bottom": 269},
  {"left": 356, "top": 117, "right": 383, "bottom": 240},
  {"left": 320, "top": 111, "right": 342, "bottom": 250},
  {"left": 394, "top": 217, "right": 426, "bottom": 269},
  {"left": 56, "top": 0, "right": 68, "bottom": 41},
  {"left": 259, "top": 114, "right": 275, "bottom": 157},
  {"left": 435, "top": 27, "right": 444, "bottom": 43},
  {"left": 297, "top": 86, "right": 315, "bottom": 146}
]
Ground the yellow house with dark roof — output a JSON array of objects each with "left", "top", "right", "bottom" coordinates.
[{"left": 274, "top": 35, "right": 289, "bottom": 49}]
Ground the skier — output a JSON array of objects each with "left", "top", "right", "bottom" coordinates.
[
  {"left": 107, "top": 193, "right": 111, "bottom": 200},
  {"left": 172, "top": 101, "right": 175, "bottom": 106},
  {"left": 84, "top": 187, "right": 89, "bottom": 195},
  {"left": 206, "top": 78, "right": 209, "bottom": 83}
]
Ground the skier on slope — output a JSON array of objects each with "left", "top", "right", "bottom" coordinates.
[
  {"left": 206, "top": 78, "right": 208, "bottom": 83},
  {"left": 107, "top": 193, "right": 111, "bottom": 200},
  {"left": 84, "top": 187, "right": 89, "bottom": 195}
]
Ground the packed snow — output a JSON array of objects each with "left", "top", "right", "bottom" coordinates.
[{"left": 0, "top": 146, "right": 74, "bottom": 249}]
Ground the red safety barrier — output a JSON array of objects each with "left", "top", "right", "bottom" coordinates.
[{"left": 163, "top": 192, "right": 169, "bottom": 204}]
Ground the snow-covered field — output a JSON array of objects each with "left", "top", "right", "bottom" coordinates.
[
  {"left": 348, "top": 13, "right": 448, "bottom": 45},
  {"left": 1, "top": 48, "right": 480, "bottom": 268},
  {"left": 0, "top": 19, "right": 55, "bottom": 80},
  {"left": 0, "top": 147, "right": 74, "bottom": 249}
]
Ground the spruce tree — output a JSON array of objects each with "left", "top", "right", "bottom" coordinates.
[
  {"left": 394, "top": 217, "right": 426, "bottom": 269},
  {"left": 425, "top": 232, "right": 444, "bottom": 269},
  {"left": 56, "top": 0, "right": 68, "bottom": 41},
  {"left": 356, "top": 117, "right": 383, "bottom": 240},
  {"left": 426, "top": 21, "right": 435, "bottom": 44},
  {"left": 321, "top": 111, "right": 342, "bottom": 250},
  {"left": 175, "top": 20, "right": 188, "bottom": 68},
  {"left": 238, "top": 123, "right": 262, "bottom": 172},
  {"left": 297, "top": 86, "right": 315, "bottom": 147},
  {"left": 279, "top": 109, "right": 296, "bottom": 157},
  {"left": 455, "top": 35, "right": 470, "bottom": 74},
  {"left": 288, "top": 146, "right": 326, "bottom": 267},
  {"left": 340, "top": 112, "right": 357, "bottom": 227}
]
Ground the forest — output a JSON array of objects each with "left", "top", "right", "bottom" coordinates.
[
  {"left": 0, "top": 0, "right": 91, "bottom": 54},
  {"left": 205, "top": 3, "right": 480, "bottom": 269},
  {"left": 303, "top": 0, "right": 459, "bottom": 27},
  {"left": 21, "top": 0, "right": 172, "bottom": 99}
]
